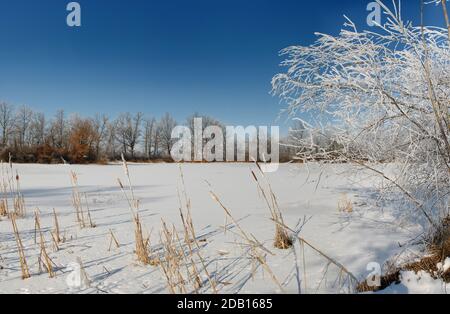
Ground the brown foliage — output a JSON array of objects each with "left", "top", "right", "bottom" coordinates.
[{"left": 68, "top": 119, "right": 97, "bottom": 164}]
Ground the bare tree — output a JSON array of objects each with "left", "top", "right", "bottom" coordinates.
[
  {"left": 158, "top": 113, "right": 177, "bottom": 156},
  {"left": 105, "top": 122, "right": 117, "bottom": 160},
  {"left": 0, "top": 102, "right": 15, "bottom": 147},
  {"left": 14, "top": 106, "right": 33, "bottom": 147},
  {"left": 29, "top": 112, "right": 46, "bottom": 146},
  {"left": 91, "top": 114, "right": 109, "bottom": 160},
  {"left": 143, "top": 117, "right": 156, "bottom": 159},
  {"left": 49, "top": 110, "right": 68, "bottom": 149},
  {"left": 153, "top": 122, "right": 161, "bottom": 158},
  {"left": 115, "top": 112, "right": 143, "bottom": 158}
]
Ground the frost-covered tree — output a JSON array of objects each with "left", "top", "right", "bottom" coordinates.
[{"left": 272, "top": 0, "right": 450, "bottom": 230}]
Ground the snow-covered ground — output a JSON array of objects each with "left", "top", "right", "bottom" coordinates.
[{"left": 0, "top": 163, "right": 444, "bottom": 294}]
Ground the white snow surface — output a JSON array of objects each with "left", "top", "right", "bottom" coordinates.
[
  {"left": 380, "top": 271, "right": 449, "bottom": 294},
  {"left": 0, "top": 163, "right": 435, "bottom": 294}
]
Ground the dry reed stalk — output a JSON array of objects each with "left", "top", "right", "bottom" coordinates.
[
  {"left": 52, "top": 209, "right": 61, "bottom": 244},
  {"left": 209, "top": 189, "right": 285, "bottom": 292},
  {"left": 0, "top": 161, "right": 8, "bottom": 217},
  {"left": 13, "top": 171, "right": 26, "bottom": 218},
  {"left": 34, "top": 211, "right": 55, "bottom": 278},
  {"left": 108, "top": 229, "right": 120, "bottom": 251},
  {"left": 0, "top": 160, "right": 26, "bottom": 219},
  {"left": 158, "top": 217, "right": 214, "bottom": 294},
  {"left": 275, "top": 218, "right": 358, "bottom": 292},
  {"left": 119, "top": 156, "right": 155, "bottom": 265},
  {"left": 11, "top": 215, "right": 30, "bottom": 279},
  {"left": 179, "top": 213, "right": 217, "bottom": 293},
  {"left": 84, "top": 194, "right": 96, "bottom": 228},
  {"left": 159, "top": 253, "right": 177, "bottom": 294},
  {"left": 183, "top": 213, "right": 217, "bottom": 293},
  {"left": 50, "top": 231, "right": 60, "bottom": 252},
  {"left": 250, "top": 161, "right": 292, "bottom": 249},
  {"left": 0, "top": 200, "right": 7, "bottom": 217},
  {"left": 159, "top": 221, "right": 187, "bottom": 294},
  {"left": 177, "top": 167, "right": 218, "bottom": 293},
  {"left": 0, "top": 160, "right": 13, "bottom": 217},
  {"left": 172, "top": 223, "right": 201, "bottom": 293},
  {"left": 121, "top": 154, "right": 138, "bottom": 209},
  {"left": 70, "top": 171, "right": 86, "bottom": 228},
  {"left": 134, "top": 213, "right": 151, "bottom": 264}
]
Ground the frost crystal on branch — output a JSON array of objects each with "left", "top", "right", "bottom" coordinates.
[{"left": 272, "top": 1, "right": 450, "bottom": 229}]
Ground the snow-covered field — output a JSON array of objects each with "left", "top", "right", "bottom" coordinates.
[{"left": 0, "top": 163, "right": 445, "bottom": 294}]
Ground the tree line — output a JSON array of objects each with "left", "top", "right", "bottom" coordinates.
[
  {"left": 0, "top": 102, "right": 184, "bottom": 163},
  {"left": 0, "top": 102, "right": 302, "bottom": 164}
]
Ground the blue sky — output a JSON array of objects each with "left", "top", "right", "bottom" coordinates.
[{"left": 0, "top": 0, "right": 445, "bottom": 129}]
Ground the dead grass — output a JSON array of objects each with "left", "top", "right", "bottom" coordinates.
[
  {"left": 209, "top": 189, "right": 286, "bottom": 292},
  {"left": 11, "top": 214, "right": 30, "bottom": 279},
  {"left": 0, "top": 160, "right": 360, "bottom": 294},
  {"left": 338, "top": 194, "right": 353, "bottom": 213},
  {"left": 13, "top": 172, "right": 26, "bottom": 218},
  {"left": 35, "top": 210, "right": 55, "bottom": 278},
  {"left": 119, "top": 155, "right": 154, "bottom": 265},
  {"left": 0, "top": 200, "right": 7, "bottom": 217},
  {"left": 0, "top": 158, "right": 26, "bottom": 219},
  {"left": 154, "top": 167, "right": 218, "bottom": 294},
  {"left": 70, "top": 171, "right": 87, "bottom": 228},
  {"left": 134, "top": 213, "right": 152, "bottom": 265},
  {"left": 52, "top": 209, "right": 62, "bottom": 244},
  {"left": 108, "top": 229, "right": 120, "bottom": 251},
  {"left": 250, "top": 161, "right": 292, "bottom": 250}
]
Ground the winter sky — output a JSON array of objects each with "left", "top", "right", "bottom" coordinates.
[{"left": 0, "top": 0, "right": 445, "bottom": 129}]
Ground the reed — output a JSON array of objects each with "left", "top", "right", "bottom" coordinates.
[
  {"left": 135, "top": 213, "right": 151, "bottom": 264},
  {"left": 13, "top": 171, "right": 26, "bottom": 218},
  {"left": 119, "top": 155, "right": 152, "bottom": 265},
  {"left": 0, "top": 159, "right": 26, "bottom": 218},
  {"left": 84, "top": 194, "right": 97, "bottom": 228},
  {"left": 34, "top": 210, "right": 55, "bottom": 278},
  {"left": 250, "top": 161, "right": 292, "bottom": 250},
  {"left": 0, "top": 161, "right": 8, "bottom": 217},
  {"left": 0, "top": 199, "right": 7, "bottom": 217},
  {"left": 209, "top": 189, "right": 285, "bottom": 293},
  {"left": 108, "top": 229, "right": 120, "bottom": 251},
  {"left": 153, "top": 168, "right": 219, "bottom": 294},
  {"left": 11, "top": 215, "right": 30, "bottom": 279},
  {"left": 338, "top": 194, "right": 353, "bottom": 213},
  {"left": 52, "top": 209, "right": 61, "bottom": 244},
  {"left": 70, "top": 171, "right": 86, "bottom": 228}
]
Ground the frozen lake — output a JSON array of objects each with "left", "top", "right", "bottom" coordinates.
[{"left": 0, "top": 163, "right": 422, "bottom": 294}]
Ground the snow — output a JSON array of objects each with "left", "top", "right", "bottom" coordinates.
[
  {"left": 444, "top": 258, "right": 450, "bottom": 273},
  {"left": 0, "top": 163, "right": 433, "bottom": 294},
  {"left": 437, "top": 258, "right": 450, "bottom": 274},
  {"left": 380, "top": 271, "right": 449, "bottom": 294}
]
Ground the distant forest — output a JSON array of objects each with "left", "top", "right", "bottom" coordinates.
[{"left": 0, "top": 102, "right": 310, "bottom": 164}]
